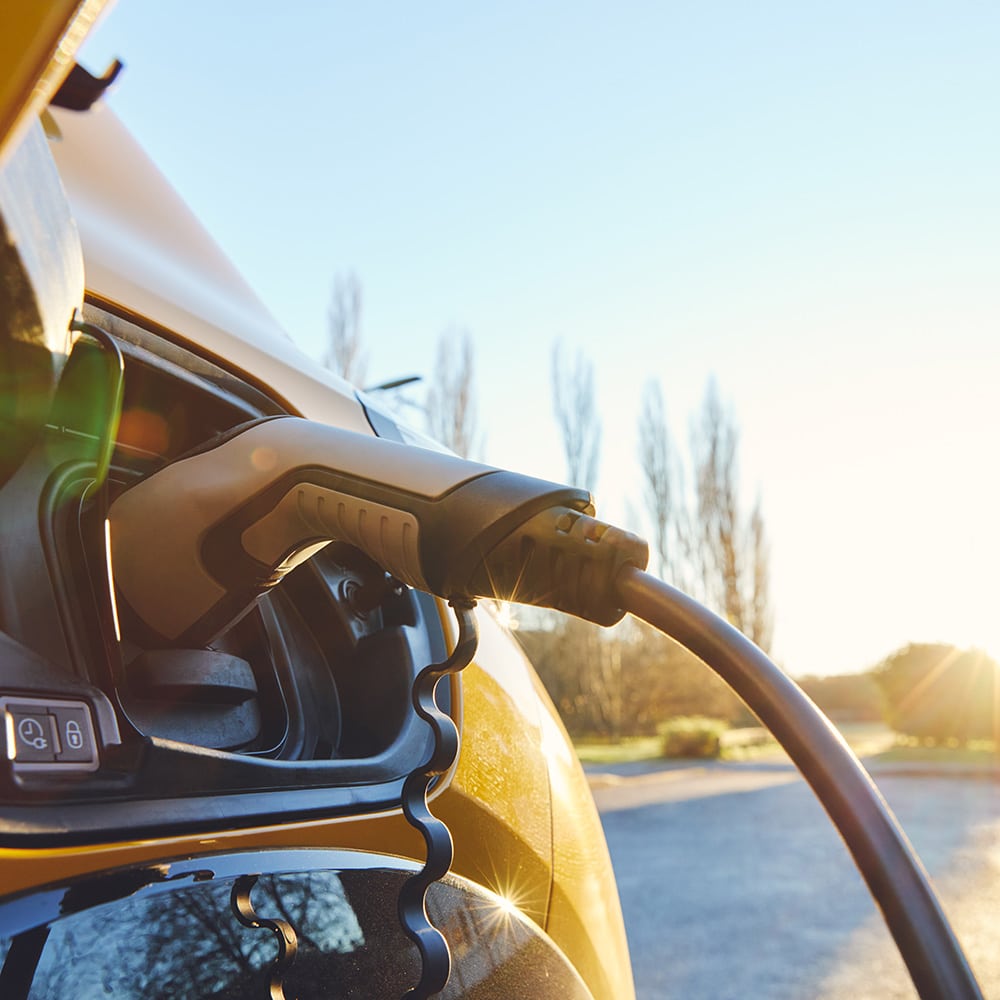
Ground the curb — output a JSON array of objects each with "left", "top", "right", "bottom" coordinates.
[{"left": 584, "top": 758, "right": 1000, "bottom": 789}]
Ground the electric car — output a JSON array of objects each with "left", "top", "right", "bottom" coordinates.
[
  {"left": 1, "top": 7, "right": 987, "bottom": 1000},
  {"left": 0, "top": 5, "right": 632, "bottom": 998}
]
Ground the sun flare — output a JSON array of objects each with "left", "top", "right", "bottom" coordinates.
[{"left": 489, "top": 600, "right": 519, "bottom": 632}]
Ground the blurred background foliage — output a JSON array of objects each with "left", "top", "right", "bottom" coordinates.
[
  {"left": 873, "top": 643, "right": 1000, "bottom": 744},
  {"left": 519, "top": 622, "right": 999, "bottom": 753},
  {"left": 322, "top": 277, "right": 999, "bottom": 755}
]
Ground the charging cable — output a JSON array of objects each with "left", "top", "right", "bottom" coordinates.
[{"left": 615, "top": 566, "right": 981, "bottom": 1000}]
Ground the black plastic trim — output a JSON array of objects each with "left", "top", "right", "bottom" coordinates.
[
  {"left": 0, "top": 589, "right": 450, "bottom": 844},
  {"left": 1, "top": 312, "right": 460, "bottom": 844},
  {"left": 51, "top": 61, "right": 123, "bottom": 112}
]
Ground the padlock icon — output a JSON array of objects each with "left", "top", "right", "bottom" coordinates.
[{"left": 65, "top": 719, "right": 84, "bottom": 751}]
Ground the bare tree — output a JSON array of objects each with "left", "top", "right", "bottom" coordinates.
[
  {"left": 527, "top": 372, "right": 774, "bottom": 736},
  {"left": 690, "top": 379, "right": 772, "bottom": 652},
  {"left": 519, "top": 616, "right": 748, "bottom": 739},
  {"left": 692, "top": 381, "right": 741, "bottom": 618},
  {"left": 325, "top": 272, "right": 366, "bottom": 385},
  {"left": 748, "top": 495, "right": 773, "bottom": 651},
  {"left": 638, "top": 379, "right": 691, "bottom": 585},
  {"left": 551, "top": 341, "right": 601, "bottom": 492},
  {"left": 425, "top": 329, "right": 480, "bottom": 458}
]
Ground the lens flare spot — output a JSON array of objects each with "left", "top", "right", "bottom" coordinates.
[
  {"left": 117, "top": 407, "right": 170, "bottom": 456},
  {"left": 251, "top": 446, "right": 278, "bottom": 471}
]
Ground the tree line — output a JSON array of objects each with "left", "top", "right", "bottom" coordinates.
[
  {"left": 543, "top": 339, "right": 775, "bottom": 738},
  {"left": 550, "top": 341, "right": 772, "bottom": 649},
  {"left": 324, "top": 272, "right": 773, "bottom": 740},
  {"left": 325, "top": 274, "right": 998, "bottom": 747},
  {"left": 325, "top": 273, "right": 773, "bottom": 630},
  {"left": 325, "top": 273, "right": 481, "bottom": 459},
  {"left": 792, "top": 643, "right": 1000, "bottom": 746}
]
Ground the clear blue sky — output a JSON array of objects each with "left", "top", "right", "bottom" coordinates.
[{"left": 80, "top": 2, "right": 1000, "bottom": 676}]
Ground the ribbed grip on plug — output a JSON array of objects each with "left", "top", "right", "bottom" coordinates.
[
  {"left": 240, "top": 483, "right": 428, "bottom": 592},
  {"left": 462, "top": 507, "right": 649, "bottom": 625}
]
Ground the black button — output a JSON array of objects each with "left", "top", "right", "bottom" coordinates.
[
  {"left": 10, "top": 712, "right": 58, "bottom": 762},
  {"left": 51, "top": 705, "right": 96, "bottom": 763},
  {"left": 4, "top": 699, "right": 100, "bottom": 770}
]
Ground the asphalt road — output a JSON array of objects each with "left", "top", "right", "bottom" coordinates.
[{"left": 591, "top": 762, "right": 1000, "bottom": 999}]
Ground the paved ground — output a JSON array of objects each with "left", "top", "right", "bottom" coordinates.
[{"left": 590, "top": 759, "right": 1000, "bottom": 999}]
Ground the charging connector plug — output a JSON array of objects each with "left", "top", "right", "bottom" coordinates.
[
  {"left": 109, "top": 416, "right": 648, "bottom": 646},
  {"left": 464, "top": 505, "right": 647, "bottom": 627}
]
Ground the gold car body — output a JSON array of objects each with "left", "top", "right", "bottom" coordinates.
[{"left": 0, "top": 4, "right": 633, "bottom": 997}]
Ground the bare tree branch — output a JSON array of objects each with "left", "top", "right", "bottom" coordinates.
[
  {"left": 324, "top": 272, "right": 366, "bottom": 385},
  {"left": 425, "top": 329, "right": 480, "bottom": 459},
  {"left": 551, "top": 341, "right": 601, "bottom": 492},
  {"left": 638, "top": 379, "right": 689, "bottom": 584},
  {"left": 748, "top": 495, "right": 773, "bottom": 650},
  {"left": 689, "top": 379, "right": 772, "bottom": 653}
]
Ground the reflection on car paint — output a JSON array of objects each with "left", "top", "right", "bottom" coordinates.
[{"left": 0, "top": 851, "right": 594, "bottom": 999}]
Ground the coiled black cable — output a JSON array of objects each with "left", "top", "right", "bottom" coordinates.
[{"left": 399, "top": 601, "right": 479, "bottom": 998}]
